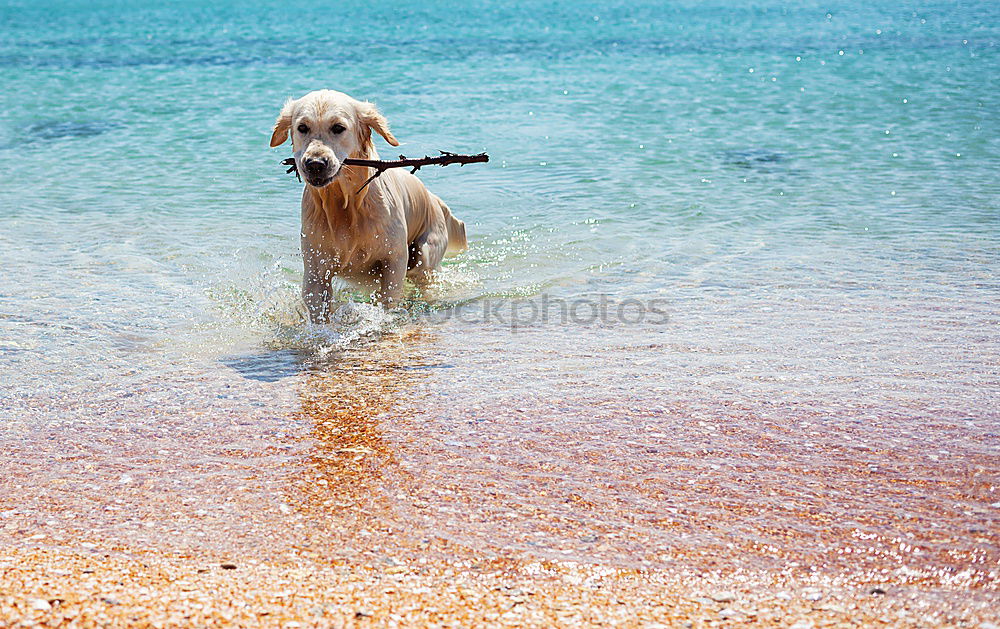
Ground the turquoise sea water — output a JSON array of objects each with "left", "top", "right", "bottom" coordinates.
[{"left": 1, "top": 0, "right": 998, "bottom": 580}]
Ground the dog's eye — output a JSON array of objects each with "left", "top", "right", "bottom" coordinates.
[
  {"left": 331, "top": 124, "right": 346, "bottom": 135},
  {"left": 296, "top": 124, "right": 309, "bottom": 134}
]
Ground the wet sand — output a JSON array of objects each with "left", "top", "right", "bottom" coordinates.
[{"left": 2, "top": 332, "right": 997, "bottom": 627}]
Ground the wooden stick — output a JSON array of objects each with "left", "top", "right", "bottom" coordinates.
[{"left": 281, "top": 151, "right": 489, "bottom": 190}]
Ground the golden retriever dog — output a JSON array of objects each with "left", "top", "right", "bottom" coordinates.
[{"left": 269, "top": 90, "right": 467, "bottom": 322}]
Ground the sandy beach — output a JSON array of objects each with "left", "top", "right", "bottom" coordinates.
[{"left": 3, "top": 544, "right": 996, "bottom": 628}]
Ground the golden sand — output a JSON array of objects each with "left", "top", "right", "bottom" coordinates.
[{"left": 3, "top": 544, "right": 995, "bottom": 628}]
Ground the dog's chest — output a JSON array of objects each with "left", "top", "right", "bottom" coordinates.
[{"left": 300, "top": 212, "right": 403, "bottom": 274}]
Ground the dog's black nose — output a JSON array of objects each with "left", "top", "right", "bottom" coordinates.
[{"left": 303, "top": 157, "right": 328, "bottom": 174}]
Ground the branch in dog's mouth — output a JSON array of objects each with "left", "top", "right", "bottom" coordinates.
[{"left": 281, "top": 151, "right": 490, "bottom": 190}]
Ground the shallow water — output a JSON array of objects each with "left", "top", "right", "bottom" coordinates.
[{"left": 1, "top": 0, "right": 998, "bottom": 593}]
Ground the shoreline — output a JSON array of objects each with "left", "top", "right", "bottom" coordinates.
[{"left": 3, "top": 544, "right": 996, "bottom": 628}]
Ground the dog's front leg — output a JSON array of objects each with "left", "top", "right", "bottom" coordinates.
[
  {"left": 301, "top": 266, "right": 333, "bottom": 324},
  {"left": 372, "top": 257, "right": 407, "bottom": 309}
]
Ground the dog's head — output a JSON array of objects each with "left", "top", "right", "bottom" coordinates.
[{"left": 269, "top": 90, "right": 399, "bottom": 188}]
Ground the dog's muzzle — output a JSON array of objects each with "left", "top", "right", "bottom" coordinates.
[
  {"left": 303, "top": 156, "right": 328, "bottom": 176},
  {"left": 302, "top": 157, "right": 341, "bottom": 187}
]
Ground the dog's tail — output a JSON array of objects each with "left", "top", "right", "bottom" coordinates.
[{"left": 439, "top": 198, "right": 467, "bottom": 254}]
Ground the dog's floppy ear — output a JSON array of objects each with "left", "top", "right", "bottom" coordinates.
[
  {"left": 269, "top": 98, "right": 296, "bottom": 147},
  {"left": 358, "top": 101, "right": 399, "bottom": 146}
]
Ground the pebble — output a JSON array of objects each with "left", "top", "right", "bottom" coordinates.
[
  {"left": 711, "top": 591, "right": 737, "bottom": 603},
  {"left": 718, "top": 608, "right": 738, "bottom": 618},
  {"left": 28, "top": 598, "right": 51, "bottom": 612},
  {"left": 220, "top": 563, "right": 237, "bottom": 570},
  {"left": 815, "top": 603, "right": 847, "bottom": 614}
]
